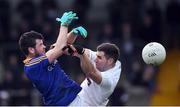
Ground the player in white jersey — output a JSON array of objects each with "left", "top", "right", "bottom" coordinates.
[{"left": 68, "top": 43, "right": 121, "bottom": 106}]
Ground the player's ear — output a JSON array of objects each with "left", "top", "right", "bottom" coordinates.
[
  {"left": 28, "top": 47, "right": 35, "bottom": 54},
  {"left": 108, "top": 58, "right": 114, "bottom": 65}
]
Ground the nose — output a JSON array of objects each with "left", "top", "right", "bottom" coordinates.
[{"left": 44, "top": 45, "right": 46, "bottom": 49}]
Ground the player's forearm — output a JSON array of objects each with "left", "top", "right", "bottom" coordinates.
[
  {"left": 55, "top": 26, "right": 68, "bottom": 50},
  {"left": 80, "top": 54, "right": 102, "bottom": 84},
  {"left": 80, "top": 57, "right": 90, "bottom": 75},
  {"left": 67, "top": 31, "right": 77, "bottom": 44},
  {"left": 46, "top": 26, "right": 68, "bottom": 63}
]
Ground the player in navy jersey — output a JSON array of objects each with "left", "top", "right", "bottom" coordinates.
[{"left": 18, "top": 11, "right": 87, "bottom": 106}]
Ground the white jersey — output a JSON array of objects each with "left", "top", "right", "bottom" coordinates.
[{"left": 69, "top": 50, "right": 121, "bottom": 106}]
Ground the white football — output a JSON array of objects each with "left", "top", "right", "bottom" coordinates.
[{"left": 142, "top": 42, "right": 166, "bottom": 66}]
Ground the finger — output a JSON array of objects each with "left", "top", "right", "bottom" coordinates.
[
  {"left": 84, "top": 30, "right": 87, "bottom": 37},
  {"left": 68, "top": 14, "right": 78, "bottom": 19},
  {"left": 67, "top": 11, "right": 73, "bottom": 15},
  {"left": 79, "top": 27, "right": 87, "bottom": 37},
  {"left": 67, "top": 12, "right": 75, "bottom": 17},
  {"left": 56, "top": 18, "right": 61, "bottom": 22},
  {"left": 72, "top": 52, "right": 79, "bottom": 57},
  {"left": 73, "top": 29, "right": 78, "bottom": 34},
  {"left": 64, "top": 12, "right": 68, "bottom": 15},
  {"left": 71, "top": 13, "right": 77, "bottom": 17},
  {"left": 73, "top": 17, "right": 79, "bottom": 20},
  {"left": 69, "top": 45, "right": 77, "bottom": 52},
  {"left": 68, "top": 11, "right": 73, "bottom": 14}
]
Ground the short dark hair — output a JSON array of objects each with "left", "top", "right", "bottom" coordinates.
[
  {"left": 97, "top": 43, "right": 120, "bottom": 63},
  {"left": 19, "top": 31, "right": 44, "bottom": 55}
]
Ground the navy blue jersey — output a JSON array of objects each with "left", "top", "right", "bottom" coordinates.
[{"left": 24, "top": 55, "right": 81, "bottom": 105}]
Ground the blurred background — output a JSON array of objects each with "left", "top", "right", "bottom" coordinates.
[{"left": 0, "top": 0, "right": 180, "bottom": 105}]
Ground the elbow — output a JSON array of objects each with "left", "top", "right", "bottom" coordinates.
[{"left": 88, "top": 71, "right": 102, "bottom": 85}]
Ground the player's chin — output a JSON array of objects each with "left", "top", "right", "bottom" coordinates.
[
  {"left": 43, "top": 51, "right": 46, "bottom": 55},
  {"left": 43, "top": 50, "right": 46, "bottom": 54},
  {"left": 95, "top": 64, "right": 101, "bottom": 71},
  {"left": 40, "top": 51, "right": 46, "bottom": 55}
]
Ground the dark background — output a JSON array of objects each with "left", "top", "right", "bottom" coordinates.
[{"left": 0, "top": 0, "right": 180, "bottom": 105}]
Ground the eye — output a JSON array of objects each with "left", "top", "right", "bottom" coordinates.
[
  {"left": 40, "top": 43, "right": 44, "bottom": 46},
  {"left": 97, "top": 55, "right": 102, "bottom": 59}
]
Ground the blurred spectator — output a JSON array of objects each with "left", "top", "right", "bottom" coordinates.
[
  {"left": 130, "top": 61, "right": 157, "bottom": 92},
  {"left": 166, "top": 0, "right": 180, "bottom": 26},
  {"left": 141, "top": 65, "right": 157, "bottom": 92},
  {"left": 0, "top": 58, "right": 5, "bottom": 83},
  {"left": 41, "top": 21, "right": 58, "bottom": 44},
  {"left": 97, "top": 23, "right": 114, "bottom": 43},
  {"left": 109, "top": 86, "right": 128, "bottom": 106},
  {"left": 0, "top": 0, "right": 11, "bottom": 43},
  {"left": 32, "top": 14, "right": 44, "bottom": 32},
  {"left": 38, "top": 0, "right": 59, "bottom": 44},
  {"left": 5, "top": 54, "right": 21, "bottom": 85},
  {"left": 138, "top": 1, "right": 162, "bottom": 43},
  {"left": 72, "top": 0, "right": 90, "bottom": 25},
  {"left": 107, "top": 0, "right": 122, "bottom": 38},
  {"left": 9, "top": 73, "right": 33, "bottom": 105},
  {"left": 129, "top": 60, "right": 144, "bottom": 86},
  {"left": 118, "top": 22, "right": 144, "bottom": 80},
  {"left": 0, "top": 0, "right": 179, "bottom": 105},
  {"left": 15, "top": 0, "right": 37, "bottom": 41},
  {"left": 0, "top": 70, "right": 14, "bottom": 90},
  {"left": 0, "top": 70, "right": 13, "bottom": 105},
  {"left": 0, "top": 58, "right": 33, "bottom": 105},
  {"left": 39, "top": 0, "right": 58, "bottom": 21},
  {"left": 165, "top": 0, "right": 180, "bottom": 49},
  {"left": 15, "top": 19, "right": 32, "bottom": 37},
  {"left": 16, "top": 0, "right": 37, "bottom": 23}
]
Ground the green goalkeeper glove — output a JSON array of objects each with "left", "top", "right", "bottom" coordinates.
[
  {"left": 56, "top": 11, "right": 78, "bottom": 26},
  {"left": 72, "top": 26, "right": 87, "bottom": 38}
]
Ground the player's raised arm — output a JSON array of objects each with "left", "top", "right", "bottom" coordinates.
[
  {"left": 49, "top": 26, "right": 87, "bottom": 50},
  {"left": 80, "top": 49, "right": 102, "bottom": 84},
  {"left": 67, "top": 44, "right": 102, "bottom": 84},
  {"left": 46, "top": 11, "right": 78, "bottom": 63}
]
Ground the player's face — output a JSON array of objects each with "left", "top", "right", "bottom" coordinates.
[
  {"left": 34, "top": 39, "right": 46, "bottom": 55},
  {"left": 95, "top": 51, "right": 109, "bottom": 71}
]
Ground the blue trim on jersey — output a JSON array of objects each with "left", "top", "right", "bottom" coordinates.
[{"left": 24, "top": 55, "right": 82, "bottom": 105}]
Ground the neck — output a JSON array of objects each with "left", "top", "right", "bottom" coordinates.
[
  {"left": 26, "top": 54, "right": 34, "bottom": 59},
  {"left": 104, "top": 63, "right": 115, "bottom": 71},
  {"left": 23, "top": 54, "right": 34, "bottom": 64}
]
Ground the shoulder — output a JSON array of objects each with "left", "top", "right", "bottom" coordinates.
[
  {"left": 115, "top": 60, "right": 121, "bottom": 70},
  {"left": 100, "top": 61, "right": 121, "bottom": 87},
  {"left": 109, "top": 60, "right": 121, "bottom": 78},
  {"left": 25, "top": 55, "right": 48, "bottom": 67}
]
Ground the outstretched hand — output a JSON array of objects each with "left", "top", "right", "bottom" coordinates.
[
  {"left": 56, "top": 11, "right": 78, "bottom": 26},
  {"left": 72, "top": 26, "right": 87, "bottom": 38}
]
